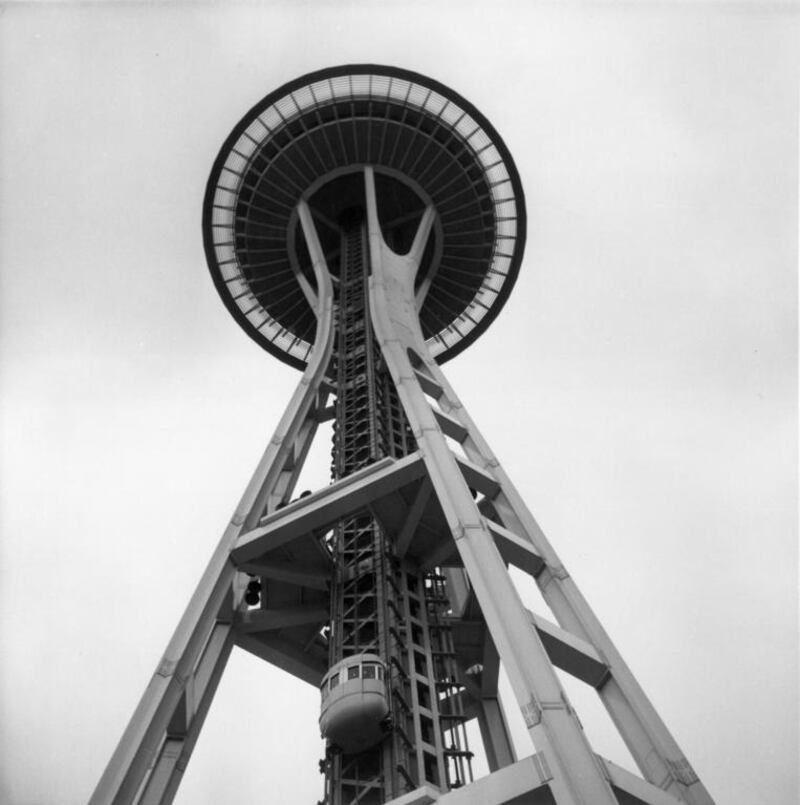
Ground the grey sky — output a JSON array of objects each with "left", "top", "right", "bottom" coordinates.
[{"left": 0, "top": 3, "right": 797, "bottom": 804}]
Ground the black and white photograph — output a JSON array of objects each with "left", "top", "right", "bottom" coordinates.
[{"left": 1, "top": 3, "right": 796, "bottom": 804}]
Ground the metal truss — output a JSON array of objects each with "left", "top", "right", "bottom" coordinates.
[{"left": 91, "top": 171, "right": 716, "bottom": 805}]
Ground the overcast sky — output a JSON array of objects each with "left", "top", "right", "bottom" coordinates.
[{"left": 0, "top": 3, "right": 797, "bottom": 804}]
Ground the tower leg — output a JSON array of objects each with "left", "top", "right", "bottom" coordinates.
[
  {"left": 89, "top": 212, "right": 335, "bottom": 805},
  {"left": 365, "top": 167, "right": 619, "bottom": 805},
  {"left": 419, "top": 343, "right": 715, "bottom": 805}
]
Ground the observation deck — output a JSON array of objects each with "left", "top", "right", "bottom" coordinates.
[{"left": 202, "top": 64, "right": 526, "bottom": 369}]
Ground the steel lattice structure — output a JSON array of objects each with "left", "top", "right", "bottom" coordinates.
[{"left": 90, "top": 65, "right": 717, "bottom": 805}]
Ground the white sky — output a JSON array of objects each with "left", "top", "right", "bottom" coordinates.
[{"left": 0, "top": 3, "right": 797, "bottom": 804}]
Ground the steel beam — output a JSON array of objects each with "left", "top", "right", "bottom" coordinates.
[
  {"left": 395, "top": 477, "right": 433, "bottom": 558},
  {"left": 239, "top": 605, "right": 329, "bottom": 632},
  {"left": 232, "top": 453, "right": 427, "bottom": 563},
  {"left": 235, "top": 632, "right": 327, "bottom": 686},
  {"left": 476, "top": 697, "right": 517, "bottom": 772},
  {"left": 597, "top": 756, "right": 684, "bottom": 805},
  {"left": 90, "top": 206, "right": 336, "bottom": 805},
  {"left": 238, "top": 558, "right": 331, "bottom": 591},
  {"left": 365, "top": 165, "right": 619, "bottom": 805},
  {"left": 385, "top": 754, "right": 556, "bottom": 805},
  {"left": 428, "top": 363, "right": 715, "bottom": 803},
  {"left": 485, "top": 517, "right": 545, "bottom": 577},
  {"left": 413, "top": 279, "right": 716, "bottom": 804},
  {"left": 136, "top": 624, "right": 234, "bottom": 805},
  {"left": 527, "top": 611, "right": 609, "bottom": 688}
]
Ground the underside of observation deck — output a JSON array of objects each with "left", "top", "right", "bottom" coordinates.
[{"left": 203, "top": 64, "right": 526, "bottom": 369}]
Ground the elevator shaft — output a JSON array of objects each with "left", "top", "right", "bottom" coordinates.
[{"left": 323, "top": 212, "right": 472, "bottom": 805}]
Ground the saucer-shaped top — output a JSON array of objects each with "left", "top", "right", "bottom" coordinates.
[{"left": 203, "top": 64, "right": 526, "bottom": 369}]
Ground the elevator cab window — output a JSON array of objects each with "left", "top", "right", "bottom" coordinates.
[{"left": 319, "top": 653, "right": 390, "bottom": 754}]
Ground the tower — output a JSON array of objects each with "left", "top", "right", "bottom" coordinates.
[{"left": 90, "top": 64, "right": 716, "bottom": 805}]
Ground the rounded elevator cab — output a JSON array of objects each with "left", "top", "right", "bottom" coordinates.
[{"left": 319, "top": 654, "right": 390, "bottom": 754}]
